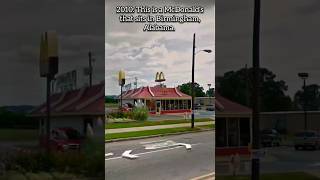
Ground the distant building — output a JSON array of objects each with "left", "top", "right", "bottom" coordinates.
[
  {"left": 120, "top": 85, "right": 191, "bottom": 115},
  {"left": 30, "top": 83, "right": 105, "bottom": 143},
  {"left": 260, "top": 111, "right": 320, "bottom": 134},
  {"left": 194, "top": 97, "right": 214, "bottom": 109}
]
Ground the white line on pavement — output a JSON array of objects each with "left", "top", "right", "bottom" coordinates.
[
  {"left": 140, "top": 139, "right": 168, "bottom": 144},
  {"left": 105, "top": 153, "right": 114, "bottom": 157},
  {"left": 105, "top": 143, "right": 200, "bottom": 161}
]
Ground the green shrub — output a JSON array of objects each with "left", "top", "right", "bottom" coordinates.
[
  {"left": 108, "top": 111, "right": 128, "bottom": 119},
  {"left": 132, "top": 107, "right": 149, "bottom": 121}
]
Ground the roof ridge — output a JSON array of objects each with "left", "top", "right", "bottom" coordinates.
[
  {"left": 174, "top": 87, "right": 182, "bottom": 97},
  {"left": 148, "top": 86, "right": 155, "bottom": 97},
  {"left": 55, "top": 87, "right": 86, "bottom": 111},
  {"left": 76, "top": 85, "right": 104, "bottom": 110}
]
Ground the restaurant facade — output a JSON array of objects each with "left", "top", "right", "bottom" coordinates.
[
  {"left": 215, "top": 93, "right": 252, "bottom": 158},
  {"left": 121, "top": 85, "right": 192, "bottom": 115}
]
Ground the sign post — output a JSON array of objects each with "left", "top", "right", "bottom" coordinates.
[
  {"left": 118, "top": 70, "right": 125, "bottom": 109},
  {"left": 40, "top": 31, "right": 59, "bottom": 152}
]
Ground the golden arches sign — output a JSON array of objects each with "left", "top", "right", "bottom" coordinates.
[
  {"left": 40, "top": 31, "right": 58, "bottom": 77},
  {"left": 155, "top": 71, "right": 165, "bottom": 82},
  {"left": 118, "top": 70, "right": 125, "bottom": 86}
]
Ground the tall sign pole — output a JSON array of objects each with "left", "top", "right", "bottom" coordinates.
[
  {"left": 40, "top": 31, "right": 59, "bottom": 152},
  {"left": 118, "top": 70, "right": 125, "bottom": 109},
  {"left": 252, "top": 0, "right": 261, "bottom": 179},
  {"left": 191, "top": 33, "right": 196, "bottom": 128}
]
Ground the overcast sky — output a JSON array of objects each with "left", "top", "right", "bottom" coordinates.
[
  {"left": 105, "top": 0, "right": 215, "bottom": 95},
  {"left": 0, "top": 0, "right": 104, "bottom": 106},
  {"left": 216, "top": 0, "right": 320, "bottom": 97}
]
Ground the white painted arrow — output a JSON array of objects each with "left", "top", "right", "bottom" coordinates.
[
  {"left": 122, "top": 150, "right": 139, "bottom": 159},
  {"left": 177, "top": 143, "right": 192, "bottom": 150},
  {"left": 105, "top": 153, "right": 114, "bottom": 157}
]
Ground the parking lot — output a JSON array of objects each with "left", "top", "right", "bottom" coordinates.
[{"left": 148, "top": 110, "right": 214, "bottom": 121}]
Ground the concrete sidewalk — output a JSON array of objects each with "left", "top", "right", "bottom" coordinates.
[{"left": 105, "top": 121, "right": 214, "bottom": 134}]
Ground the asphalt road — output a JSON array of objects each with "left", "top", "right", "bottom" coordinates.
[
  {"left": 105, "top": 131, "right": 215, "bottom": 180},
  {"left": 216, "top": 146, "right": 320, "bottom": 176}
]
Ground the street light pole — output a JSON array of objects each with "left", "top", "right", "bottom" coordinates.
[
  {"left": 303, "top": 78, "right": 307, "bottom": 130},
  {"left": 191, "top": 33, "right": 212, "bottom": 129},
  {"left": 252, "top": 0, "right": 261, "bottom": 179},
  {"left": 207, "top": 84, "right": 212, "bottom": 97},
  {"left": 191, "top": 33, "right": 196, "bottom": 129}
]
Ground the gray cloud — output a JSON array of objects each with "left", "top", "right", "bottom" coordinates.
[
  {"left": 106, "top": 0, "right": 215, "bottom": 95},
  {"left": 0, "top": 0, "right": 104, "bottom": 105}
]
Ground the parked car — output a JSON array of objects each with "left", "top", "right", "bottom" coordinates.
[
  {"left": 49, "top": 128, "right": 83, "bottom": 152},
  {"left": 195, "top": 104, "right": 202, "bottom": 110},
  {"left": 261, "top": 129, "right": 281, "bottom": 147},
  {"left": 294, "top": 131, "right": 320, "bottom": 150}
]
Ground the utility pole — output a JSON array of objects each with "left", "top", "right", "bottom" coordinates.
[
  {"left": 245, "top": 64, "right": 249, "bottom": 106},
  {"left": 298, "top": 72, "right": 309, "bottom": 130},
  {"left": 191, "top": 33, "right": 196, "bottom": 129},
  {"left": 88, "top": 51, "right": 93, "bottom": 87},
  {"left": 251, "top": 0, "right": 261, "bottom": 179}
]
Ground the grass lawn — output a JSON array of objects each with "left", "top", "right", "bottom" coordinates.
[
  {"left": 217, "top": 172, "right": 320, "bottom": 180},
  {"left": 0, "top": 129, "right": 38, "bottom": 141},
  {"left": 106, "top": 118, "right": 213, "bottom": 129},
  {"left": 105, "top": 103, "right": 118, "bottom": 108},
  {"left": 105, "top": 125, "right": 214, "bottom": 140}
]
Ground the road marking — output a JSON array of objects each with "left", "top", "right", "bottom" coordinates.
[
  {"left": 144, "top": 140, "right": 177, "bottom": 150},
  {"left": 122, "top": 150, "right": 139, "bottom": 159},
  {"left": 105, "top": 143, "right": 200, "bottom": 161},
  {"left": 190, "top": 172, "right": 215, "bottom": 180},
  {"left": 105, "top": 153, "right": 114, "bottom": 157},
  {"left": 105, "top": 156, "right": 122, "bottom": 161},
  {"left": 140, "top": 139, "right": 168, "bottom": 144},
  {"left": 177, "top": 143, "right": 192, "bottom": 150}
]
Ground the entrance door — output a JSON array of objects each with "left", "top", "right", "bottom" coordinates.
[{"left": 156, "top": 101, "right": 161, "bottom": 114}]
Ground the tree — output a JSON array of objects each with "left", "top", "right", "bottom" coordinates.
[
  {"left": 206, "top": 88, "right": 214, "bottom": 97},
  {"left": 294, "top": 84, "right": 320, "bottom": 111},
  {"left": 178, "top": 82, "right": 206, "bottom": 97},
  {"left": 105, "top": 96, "right": 117, "bottom": 104},
  {"left": 217, "top": 67, "right": 293, "bottom": 112}
]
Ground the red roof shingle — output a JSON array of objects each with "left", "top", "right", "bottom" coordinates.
[{"left": 30, "top": 83, "right": 104, "bottom": 116}]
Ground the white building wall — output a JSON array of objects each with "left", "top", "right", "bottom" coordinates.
[{"left": 40, "top": 115, "right": 104, "bottom": 137}]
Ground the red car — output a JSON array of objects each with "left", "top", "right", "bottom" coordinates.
[{"left": 49, "top": 128, "right": 83, "bottom": 152}]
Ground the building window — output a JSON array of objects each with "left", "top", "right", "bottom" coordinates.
[
  {"left": 179, "top": 100, "right": 183, "bottom": 109},
  {"left": 216, "top": 118, "right": 227, "bottom": 147},
  {"left": 228, "top": 118, "right": 239, "bottom": 147},
  {"left": 239, "top": 118, "right": 250, "bottom": 146}
]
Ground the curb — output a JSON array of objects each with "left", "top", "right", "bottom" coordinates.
[
  {"left": 190, "top": 172, "right": 215, "bottom": 180},
  {"left": 105, "top": 128, "right": 214, "bottom": 143}
]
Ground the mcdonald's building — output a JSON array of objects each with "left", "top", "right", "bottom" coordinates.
[{"left": 120, "top": 72, "right": 192, "bottom": 115}]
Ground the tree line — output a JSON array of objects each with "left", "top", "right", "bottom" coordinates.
[{"left": 217, "top": 67, "right": 318, "bottom": 112}]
